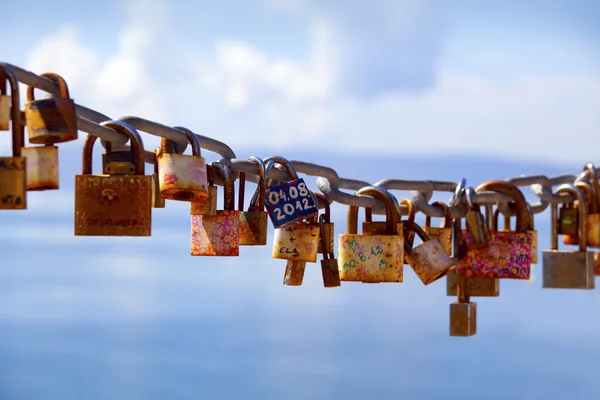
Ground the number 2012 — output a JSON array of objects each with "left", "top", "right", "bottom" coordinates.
[{"left": 272, "top": 197, "right": 315, "bottom": 220}]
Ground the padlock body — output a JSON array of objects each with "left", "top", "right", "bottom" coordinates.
[
  {"left": 450, "top": 302, "right": 477, "bottom": 337},
  {"left": 265, "top": 178, "right": 318, "bottom": 228},
  {"left": 406, "top": 239, "right": 456, "bottom": 285},
  {"left": 542, "top": 250, "right": 595, "bottom": 289},
  {"left": 151, "top": 173, "right": 165, "bottom": 208},
  {"left": 458, "top": 230, "right": 532, "bottom": 279},
  {"left": 272, "top": 222, "right": 320, "bottom": 262},
  {"left": 422, "top": 226, "right": 452, "bottom": 256},
  {"left": 25, "top": 98, "right": 77, "bottom": 144},
  {"left": 562, "top": 213, "right": 600, "bottom": 247},
  {"left": 74, "top": 174, "right": 152, "bottom": 236},
  {"left": 157, "top": 153, "right": 209, "bottom": 202},
  {"left": 559, "top": 205, "right": 579, "bottom": 237},
  {"left": 338, "top": 232, "right": 404, "bottom": 283},
  {"left": 191, "top": 186, "right": 217, "bottom": 215},
  {"left": 321, "top": 258, "right": 341, "bottom": 288},
  {"left": 594, "top": 252, "right": 600, "bottom": 276},
  {"left": 0, "top": 157, "right": 27, "bottom": 209},
  {"left": 529, "top": 230, "right": 538, "bottom": 264},
  {"left": 465, "top": 210, "right": 488, "bottom": 248},
  {"left": 239, "top": 211, "right": 268, "bottom": 246},
  {"left": 191, "top": 211, "right": 240, "bottom": 256},
  {"left": 446, "top": 270, "right": 500, "bottom": 297},
  {"left": 0, "top": 95, "right": 9, "bottom": 130},
  {"left": 283, "top": 260, "right": 306, "bottom": 286},
  {"left": 362, "top": 221, "right": 405, "bottom": 265},
  {"left": 22, "top": 145, "right": 59, "bottom": 191},
  {"left": 317, "top": 222, "right": 334, "bottom": 254}
]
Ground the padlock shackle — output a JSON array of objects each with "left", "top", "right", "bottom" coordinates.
[
  {"left": 474, "top": 180, "right": 531, "bottom": 233},
  {"left": 170, "top": 126, "right": 202, "bottom": 157},
  {"left": 583, "top": 163, "right": 600, "bottom": 214},
  {"left": 246, "top": 156, "right": 267, "bottom": 211},
  {"left": 319, "top": 214, "right": 335, "bottom": 260},
  {"left": 83, "top": 121, "right": 146, "bottom": 175},
  {"left": 0, "top": 64, "right": 24, "bottom": 158},
  {"left": 450, "top": 178, "right": 467, "bottom": 207},
  {"left": 425, "top": 201, "right": 452, "bottom": 228},
  {"left": 26, "top": 72, "right": 70, "bottom": 102},
  {"left": 153, "top": 148, "right": 160, "bottom": 174},
  {"left": 465, "top": 187, "right": 480, "bottom": 212},
  {"left": 555, "top": 184, "right": 588, "bottom": 251},
  {"left": 575, "top": 181, "right": 597, "bottom": 214},
  {"left": 314, "top": 192, "right": 331, "bottom": 223},
  {"left": 264, "top": 156, "right": 299, "bottom": 181},
  {"left": 400, "top": 198, "right": 415, "bottom": 228},
  {"left": 212, "top": 161, "right": 235, "bottom": 211},
  {"left": 347, "top": 186, "right": 400, "bottom": 235}
]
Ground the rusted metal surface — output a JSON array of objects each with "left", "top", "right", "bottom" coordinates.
[
  {"left": 22, "top": 145, "right": 59, "bottom": 191},
  {"left": 283, "top": 261, "right": 306, "bottom": 286},
  {"left": 405, "top": 223, "right": 456, "bottom": 286},
  {"left": 449, "top": 302, "right": 477, "bottom": 337},
  {"left": 238, "top": 157, "right": 268, "bottom": 246}
]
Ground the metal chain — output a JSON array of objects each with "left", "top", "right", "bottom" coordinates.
[{"left": 4, "top": 62, "right": 598, "bottom": 219}]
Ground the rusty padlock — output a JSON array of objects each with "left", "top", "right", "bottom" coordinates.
[
  {"left": 465, "top": 187, "right": 488, "bottom": 249},
  {"left": 565, "top": 166, "right": 600, "bottom": 247},
  {"left": 449, "top": 264, "right": 477, "bottom": 337},
  {"left": 21, "top": 144, "right": 59, "bottom": 191},
  {"left": 0, "top": 67, "right": 11, "bottom": 130},
  {"left": 74, "top": 121, "right": 152, "bottom": 236},
  {"left": 0, "top": 65, "right": 26, "bottom": 210},
  {"left": 190, "top": 162, "right": 240, "bottom": 256},
  {"left": 283, "top": 261, "right": 306, "bottom": 286},
  {"left": 362, "top": 196, "right": 411, "bottom": 254},
  {"left": 315, "top": 192, "right": 334, "bottom": 255},
  {"left": 25, "top": 72, "right": 77, "bottom": 144},
  {"left": 319, "top": 214, "right": 341, "bottom": 288},
  {"left": 157, "top": 127, "right": 208, "bottom": 202},
  {"left": 422, "top": 201, "right": 453, "bottom": 256},
  {"left": 405, "top": 222, "right": 456, "bottom": 285},
  {"left": 238, "top": 157, "right": 269, "bottom": 246},
  {"left": 190, "top": 164, "right": 218, "bottom": 216}
]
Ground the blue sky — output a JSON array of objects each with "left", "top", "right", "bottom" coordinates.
[{"left": 1, "top": 1, "right": 600, "bottom": 398}]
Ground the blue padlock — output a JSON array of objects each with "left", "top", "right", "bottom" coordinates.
[{"left": 263, "top": 156, "right": 318, "bottom": 228}]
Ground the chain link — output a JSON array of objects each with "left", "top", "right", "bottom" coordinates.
[{"left": 3, "top": 62, "right": 598, "bottom": 218}]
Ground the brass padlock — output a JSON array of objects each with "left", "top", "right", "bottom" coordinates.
[
  {"left": 238, "top": 157, "right": 268, "bottom": 246},
  {"left": 422, "top": 201, "right": 452, "bottom": 256},
  {"left": 362, "top": 197, "right": 410, "bottom": 250},
  {"left": 283, "top": 260, "right": 306, "bottom": 286},
  {"left": 315, "top": 192, "right": 334, "bottom": 254},
  {"left": 566, "top": 165, "right": 600, "bottom": 247},
  {"left": 190, "top": 164, "right": 218, "bottom": 216},
  {"left": 21, "top": 144, "right": 59, "bottom": 191},
  {"left": 465, "top": 187, "right": 488, "bottom": 249},
  {"left": 157, "top": 126, "right": 208, "bottom": 202},
  {"left": 0, "top": 72, "right": 27, "bottom": 210},
  {"left": 24, "top": 72, "right": 77, "bottom": 144},
  {"left": 151, "top": 148, "right": 165, "bottom": 208},
  {"left": 0, "top": 67, "right": 10, "bottom": 131},
  {"left": 405, "top": 222, "right": 456, "bottom": 285},
  {"left": 449, "top": 301, "right": 477, "bottom": 337},
  {"left": 74, "top": 121, "right": 152, "bottom": 236},
  {"left": 542, "top": 184, "right": 595, "bottom": 289},
  {"left": 319, "top": 214, "right": 341, "bottom": 288}
]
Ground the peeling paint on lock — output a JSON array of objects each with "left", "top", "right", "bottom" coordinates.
[
  {"left": 272, "top": 222, "right": 320, "bottom": 262},
  {"left": 22, "top": 145, "right": 59, "bottom": 191},
  {"left": 406, "top": 223, "right": 456, "bottom": 285}
]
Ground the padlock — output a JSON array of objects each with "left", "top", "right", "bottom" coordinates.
[
  {"left": 24, "top": 72, "right": 77, "bottom": 144},
  {"left": 338, "top": 186, "right": 404, "bottom": 283},
  {"left": 157, "top": 126, "right": 208, "bottom": 202},
  {"left": 191, "top": 162, "right": 240, "bottom": 256},
  {"left": 263, "top": 156, "right": 318, "bottom": 228},
  {"left": 190, "top": 165, "right": 218, "bottom": 216},
  {"left": 543, "top": 184, "right": 595, "bottom": 289},
  {"left": 21, "top": 145, "right": 59, "bottom": 191},
  {"left": 362, "top": 196, "right": 408, "bottom": 239},
  {"left": 272, "top": 215, "right": 320, "bottom": 263},
  {"left": 449, "top": 301, "right": 477, "bottom": 337},
  {"left": 283, "top": 261, "right": 306, "bottom": 286},
  {"left": 565, "top": 169, "right": 600, "bottom": 247},
  {"left": 151, "top": 148, "right": 165, "bottom": 208},
  {"left": 0, "top": 67, "right": 11, "bottom": 130},
  {"left": 74, "top": 121, "right": 152, "bottom": 236},
  {"left": 493, "top": 203, "right": 538, "bottom": 264},
  {"left": 315, "top": 192, "right": 334, "bottom": 254},
  {"left": 464, "top": 187, "right": 488, "bottom": 249},
  {"left": 559, "top": 200, "right": 579, "bottom": 238},
  {"left": 459, "top": 181, "right": 533, "bottom": 279},
  {"left": 405, "top": 222, "right": 456, "bottom": 285},
  {"left": 422, "top": 201, "right": 453, "bottom": 256},
  {"left": 238, "top": 156, "right": 268, "bottom": 246},
  {"left": 319, "top": 214, "right": 341, "bottom": 288}
]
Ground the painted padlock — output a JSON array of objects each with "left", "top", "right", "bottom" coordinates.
[
  {"left": 263, "top": 156, "right": 318, "bottom": 228},
  {"left": 24, "top": 72, "right": 78, "bottom": 144},
  {"left": 422, "top": 201, "right": 453, "bottom": 256},
  {"left": 191, "top": 162, "right": 239, "bottom": 256},
  {"left": 459, "top": 181, "right": 533, "bottom": 280},
  {"left": 157, "top": 126, "right": 208, "bottom": 202},
  {"left": 338, "top": 185, "right": 404, "bottom": 283},
  {"left": 74, "top": 121, "right": 152, "bottom": 236},
  {"left": 272, "top": 213, "right": 320, "bottom": 263},
  {"left": 494, "top": 203, "right": 538, "bottom": 264},
  {"left": 405, "top": 222, "right": 456, "bottom": 285},
  {"left": 0, "top": 64, "right": 26, "bottom": 210},
  {"left": 315, "top": 192, "right": 334, "bottom": 254},
  {"left": 191, "top": 164, "right": 218, "bottom": 216},
  {"left": 238, "top": 156, "right": 268, "bottom": 246}
]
